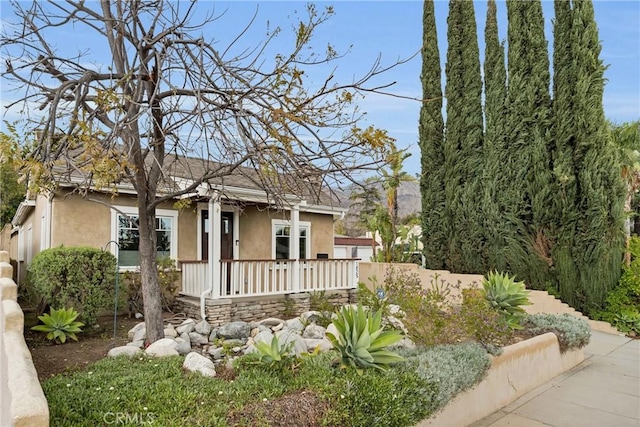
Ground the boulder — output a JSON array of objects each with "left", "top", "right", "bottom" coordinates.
[
  {"left": 253, "top": 329, "right": 274, "bottom": 345},
  {"left": 183, "top": 352, "right": 216, "bottom": 377},
  {"left": 164, "top": 326, "right": 178, "bottom": 338},
  {"left": 108, "top": 346, "right": 142, "bottom": 357},
  {"left": 302, "top": 324, "right": 326, "bottom": 340},
  {"left": 195, "top": 320, "right": 212, "bottom": 336},
  {"left": 259, "top": 318, "right": 285, "bottom": 327},
  {"left": 207, "top": 347, "right": 226, "bottom": 360},
  {"left": 386, "top": 315, "right": 408, "bottom": 334},
  {"left": 209, "top": 329, "right": 218, "bottom": 342},
  {"left": 145, "top": 338, "right": 179, "bottom": 357},
  {"left": 300, "top": 311, "right": 322, "bottom": 324},
  {"left": 303, "top": 338, "right": 333, "bottom": 353},
  {"left": 128, "top": 322, "right": 146, "bottom": 341},
  {"left": 285, "top": 318, "right": 305, "bottom": 332},
  {"left": 174, "top": 337, "right": 192, "bottom": 355},
  {"left": 188, "top": 332, "right": 209, "bottom": 346},
  {"left": 127, "top": 340, "right": 144, "bottom": 348},
  {"left": 276, "top": 329, "right": 306, "bottom": 357},
  {"left": 176, "top": 318, "right": 196, "bottom": 335},
  {"left": 326, "top": 323, "right": 339, "bottom": 338},
  {"left": 217, "top": 321, "right": 251, "bottom": 340}
]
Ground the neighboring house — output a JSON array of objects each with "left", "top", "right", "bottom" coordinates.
[
  {"left": 333, "top": 234, "right": 376, "bottom": 262},
  {"left": 9, "top": 156, "right": 359, "bottom": 321}
]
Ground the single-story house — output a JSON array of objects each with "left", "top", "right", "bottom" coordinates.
[
  {"left": 9, "top": 156, "right": 359, "bottom": 323},
  {"left": 333, "top": 234, "right": 376, "bottom": 262}
]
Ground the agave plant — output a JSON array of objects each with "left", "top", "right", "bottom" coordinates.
[
  {"left": 31, "top": 307, "right": 84, "bottom": 344},
  {"left": 250, "top": 335, "right": 294, "bottom": 366},
  {"left": 482, "top": 271, "right": 531, "bottom": 329},
  {"left": 326, "top": 304, "right": 404, "bottom": 372}
]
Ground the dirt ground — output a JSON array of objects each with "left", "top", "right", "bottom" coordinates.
[{"left": 24, "top": 312, "right": 141, "bottom": 381}]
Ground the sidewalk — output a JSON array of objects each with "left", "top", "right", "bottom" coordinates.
[{"left": 471, "top": 331, "right": 640, "bottom": 427}]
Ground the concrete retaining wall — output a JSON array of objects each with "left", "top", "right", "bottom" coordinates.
[
  {"left": 417, "top": 332, "right": 585, "bottom": 427},
  {"left": 0, "top": 251, "right": 49, "bottom": 426}
]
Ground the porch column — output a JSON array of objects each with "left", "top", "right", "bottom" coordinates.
[
  {"left": 291, "top": 204, "right": 300, "bottom": 292},
  {"left": 209, "top": 193, "right": 222, "bottom": 299}
]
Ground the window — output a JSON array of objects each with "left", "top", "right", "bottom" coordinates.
[
  {"left": 272, "top": 220, "right": 310, "bottom": 260},
  {"left": 111, "top": 207, "right": 178, "bottom": 268}
]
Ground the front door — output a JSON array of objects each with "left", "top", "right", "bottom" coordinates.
[{"left": 201, "top": 210, "right": 234, "bottom": 293}]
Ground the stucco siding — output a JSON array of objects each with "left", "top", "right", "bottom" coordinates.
[{"left": 51, "top": 192, "right": 111, "bottom": 248}]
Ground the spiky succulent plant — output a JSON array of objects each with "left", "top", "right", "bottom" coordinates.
[
  {"left": 326, "top": 304, "right": 404, "bottom": 373},
  {"left": 482, "top": 271, "right": 531, "bottom": 329}
]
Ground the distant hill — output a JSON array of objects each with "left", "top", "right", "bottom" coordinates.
[{"left": 336, "top": 181, "right": 422, "bottom": 236}]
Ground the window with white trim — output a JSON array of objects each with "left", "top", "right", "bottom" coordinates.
[
  {"left": 272, "top": 220, "right": 310, "bottom": 260},
  {"left": 111, "top": 207, "right": 178, "bottom": 268}
]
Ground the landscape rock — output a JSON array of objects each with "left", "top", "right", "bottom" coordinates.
[
  {"left": 128, "top": 322, "right": 146, "bottom": 341},
  {"left": 145, "top": 338, "right": 179, "bottom": 357},
  {"left": 195, "top": 320, "right": 212, "bottom": 336},
  {"left": 208, "top": 347, "right": 226, "bottom": 360},
  {"left": 286, "top": 318, "right": 305, "bottom": 332},
  {"left": 326, "top": 323, "right": 338, "bottom": 338},
  {"left": 253, "top": 329, "right": 274, "bottom": 345},
  {"left": 188, "top": 332, "right": 209, "bottom": 346},
  {"left": 277, "top": 329, "right": 307, "bottom": 357},
  {"left": 302, "top": 324, "right": 326, "bottom": 340},
  {"left": 272, "top": 323, "right": 284, "bottom": 332},
  {"left": 386, "top": 315, "right": 408, "bottom": 334},
  {"left": 176, "top": 318, "right": 196, "bottom": 335},
  {"left": 174, "top": 337, "right": 192, "bottom": 355},
  {"left": 303, "top": 338, "right": 333, "bottom": 353},
  {"left": 127, "top": 340, "right": 144, "bottom": 348},
  {"left": 108, "top": 346, "right": 142, "bottom": 357},
  {"left": 164, "top": 326, "right": 178, "bottom": 338},
  {"left": 209, "top": 329, "right": 218, "bottom": 342},
  {"left": 300, "top": 311, "right": 322, "bottom": 323},
  {"left": 259, "top": 318, "right": 284, "bottom": 327},
  {"left": 217, "top": 321, "right": 250, "bottom": 340},
  {"left": 183, "top": 352, "right": 216, "bottom": 377}
]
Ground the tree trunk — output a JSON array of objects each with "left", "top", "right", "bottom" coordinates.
[{"left": 137, "top": 202, "right": 164, "bottom": 344}]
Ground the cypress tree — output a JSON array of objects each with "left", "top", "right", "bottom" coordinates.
[
  {"left": 419, "top": 0, "right": 447, "bottom": 270},
  {"left": 551, "top": 0, "right": 578, "bottom": 304},
  {"left": 482, "top": 0, "right": 508, "bottom": 271},
  {"left": 443, "top": 0, "right": 484, "bottom": 273},
  {"left": 504, "top": 0, "right": 553, "bottom": 288},
  {"left": 568, "top": 0, "right": 625, "bottom": 313}
]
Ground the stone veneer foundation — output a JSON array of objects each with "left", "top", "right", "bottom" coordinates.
[{"left": 174, "top": 289, "right": 358, "bottom": 326}]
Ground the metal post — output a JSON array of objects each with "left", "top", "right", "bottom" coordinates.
[{"left": 103, "top": 240, "right": 120, "bottom": 340}]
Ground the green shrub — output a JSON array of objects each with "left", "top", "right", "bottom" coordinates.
[
  {"left": 482, "top": 271, "right": 531, "bottom": 329},
  {"left": 399, "top": 342, "right": 492, "bottom": 413},
  {"left": 27, "top": 246, "right": 117, "bottom": 326},
  {"left": 31, "top": 307, "right": 84, "bottom": 344},
  {"left": 521, "top": 313, "right": 591, "bottom": 352},
  {"left": 596, "top": 248, "right": 640, "bottom": 335},
  {"left": 309, "top": 290, "right": 337, "bottom": 312},
  {"left": 121, "top": 256, "right": 179, "bottom": 314},
  {"left": 327, "top": 303, "right": 405, "bottom": 372}
]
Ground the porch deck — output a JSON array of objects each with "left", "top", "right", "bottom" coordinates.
[{"left": 179, "top": 258, "right": 359, "bottom": 299}]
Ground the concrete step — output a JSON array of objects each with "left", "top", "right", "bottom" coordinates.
[{"left": 525, "top": 290, "right": 621, "bottom": 335}]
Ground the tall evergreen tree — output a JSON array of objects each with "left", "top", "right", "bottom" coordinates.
[
  {"left": 419, "top": 0, "right": 447, "bottom": 269},
  {"left": 568, "top": 0, "right": 625, "bottom": 313},
  {"left": 482, "top": 0, "right": 508, "bottom": 271},
  {"left": 504, "top": 0, "right": 553, "bottom": 287},
  {"left": 443, "top": 0, "right": 484, "bottom": 273},
  {"left": 551, "top": 0, "right": 579, "bottom": 305}
]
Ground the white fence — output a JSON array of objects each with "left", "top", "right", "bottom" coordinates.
[{"left": 180, "top": 259, "right": 359, "bottom": 298}]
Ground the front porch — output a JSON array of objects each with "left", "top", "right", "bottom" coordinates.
[{"left": 179, "top": 258, "right": 359, "bottom": 299}]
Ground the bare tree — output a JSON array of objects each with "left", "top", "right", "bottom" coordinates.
[{"left": 1, "top": 0, "right": 403, "bottom": 343}]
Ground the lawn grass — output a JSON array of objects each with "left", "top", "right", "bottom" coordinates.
[{"left": 42, "top": 344, "right": 490, "bottom": 427}]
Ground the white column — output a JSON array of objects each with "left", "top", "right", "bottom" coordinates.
[
  {"left": 291, "top": 204, "right": 300, "bottom": 292},
  {"left": 209, "top": 193, "right": 222, "bottom": 299}
]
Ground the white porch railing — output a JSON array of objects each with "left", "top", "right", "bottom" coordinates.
[{"left": 179, "top": 259, "right": 359, "bottom": 299}]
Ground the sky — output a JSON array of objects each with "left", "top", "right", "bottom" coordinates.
[{"left": 1, "top": 0, "right": 639, "bottom": 176}]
